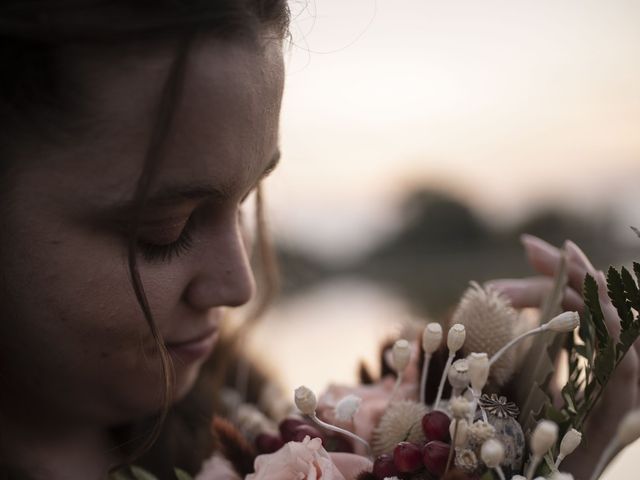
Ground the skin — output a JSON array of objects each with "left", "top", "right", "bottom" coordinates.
[{"left": 0, "top": 34, "right": 284, "bottom": 478}]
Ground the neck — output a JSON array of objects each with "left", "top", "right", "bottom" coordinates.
[{"left": 0, "top": 412, "right": 120, "bottom": 480}]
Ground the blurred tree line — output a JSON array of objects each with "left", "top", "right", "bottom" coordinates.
[{"left": 274, "top": 188, "right": 639, "bottom": 318}]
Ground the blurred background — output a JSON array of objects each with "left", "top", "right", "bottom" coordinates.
[{"left": 244, "top": 1, "right": 640, "bottom": 477}]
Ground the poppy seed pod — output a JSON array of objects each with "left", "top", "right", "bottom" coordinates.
[
  {"left": 392, "top": 339, "right": 412, "bottom": 373},
  {"left": 530, "top": 420, "right": 558, "bottom": 456},
  {"left": 544, "top": 311, "right": 580, "bottom": 333},
  {"left": 559, "top": 428, "right": 582, "bottom": 457},
  {"left": 447, "top": 324, "right": 466, "bottom": 352},
  {"left": 448, "top": 359, "right": 470, "bottom": 391},
  {"left": 481, "top": 438, "right": 505, "bottom": 468},
  {"left": 294, "top": 386, "right": 317, "bottom": 415},
  {"left": 423, "top": 322, "right": 443, "bottom": 354},
  {"left": 450, "top": 419, "right": 469, "bottom": 447},
  {"left": 468, "top": 352, "right": 490, "bottom": 392}
]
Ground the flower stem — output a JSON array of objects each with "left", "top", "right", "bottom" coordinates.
[
  {"left": 526, "top": 455, "right": 541, "bottom": 480},
  {"left": 494, "top": 466, "right": 506, "bottom": 480},
  {"left": 420, "top": 352, "right": 432, "bottom": 405},
  {"left": 434, "top": 352, "right": 455, "bottom": 410},
  {"left": 490, "top": 327, "right": 544, "bottom": 367},
  {"left": 309, "top": 414, "right": 371, "bottom": 455},
  {"left": 445, "top": 420, "right": 458, "bottom": 475}
]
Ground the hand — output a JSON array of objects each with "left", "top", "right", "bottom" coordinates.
[{"left": 487, "top": 234, "right": 639, "bottom": 478}]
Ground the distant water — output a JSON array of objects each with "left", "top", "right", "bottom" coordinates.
[{"left": 246, "top": 278, "right": 638, "bottom": 479}]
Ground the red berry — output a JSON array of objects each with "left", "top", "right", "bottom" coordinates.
[
  {"left": 422, "top": 440, "right": 451, "bottom": 477},
  {"left": 279, "top": 417, "right": 306, "bottom": 442},
  {"left": 421, "top": 410, "right": 451, "bottom": 443},
  {"left": 393, "top": 442, "right": 423, "bottom": 473},
  {"left": 291, "top": 424, "right": 324, "bottom": 442},
  {"left": 255, "top": 433, "right": 284, "bottom": 454},
  {"left": 372, "top": 454, "right": 399, "bottom": 479}
]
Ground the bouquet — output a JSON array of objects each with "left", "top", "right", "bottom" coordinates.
[{"left": 120, "top": 234, "right": 640, "bottom": 480}]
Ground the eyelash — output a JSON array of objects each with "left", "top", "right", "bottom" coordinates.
[{"left": 137, "top": 219, "right": 196, "bottom": 263}]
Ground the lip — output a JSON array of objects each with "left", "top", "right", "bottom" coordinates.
[{"left": 165, "top": 327, "right": 218, "bottom": 363}]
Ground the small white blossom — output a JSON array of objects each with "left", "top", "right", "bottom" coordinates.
[
  {"left": 334, "top": 394, "right": 362, "bottom": 422},
  {"left": 559, "top": 428, "right": 582, "bottom": 457},
  {"left": 468, "top": 352, "right": 490, "bottom": 392},
  {"left": 294, "top": 386, "right": 317, "bottom": 415}
]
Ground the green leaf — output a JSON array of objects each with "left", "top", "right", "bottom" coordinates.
[
  {"left": 621, "top": 267, "right": 640, "bottom": 312},
  {"left": 584, "top": 274, "right": 610, "bottom": 347},
  {"left": 174, "top": 468, "right": 194, "bottom": 480},
  {"left": 607, "top": 267, "right": 634, "bottom": 331}
]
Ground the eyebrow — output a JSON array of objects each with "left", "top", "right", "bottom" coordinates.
[{"left": 115, "top": 151, "right": 280, "bottom": 211}]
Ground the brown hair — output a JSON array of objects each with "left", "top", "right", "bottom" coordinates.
[{"left": 0, "top": 0, "right": 289, "bottom": 476}]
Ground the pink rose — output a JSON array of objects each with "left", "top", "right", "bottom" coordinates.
[{"left": 247, "top": 435, "right": 366, "bottom": 480}]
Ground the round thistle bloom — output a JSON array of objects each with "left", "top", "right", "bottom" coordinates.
[
  {"left": 616, "top": 408, "right": 640, "bottom": 447},
  {"left": 422, "top": 322, "right": 443, "bottom": 354},
  {"left": 559, "top": 428, "right": 582, "bottom": 458},
  {"left": 392, "top": 339, "right": 412, "bottom": 373},
  {"left": 447, "top": 324, "right": 466, "bottom": 352},
  {"left": 451, "top": 282, "right": 519, "bottom": 386},
  {"left": 481, "top": 438, "right": 505, "bottom": 468},
  {"left": 371, "top": 401, "right": 427, "bottom": 456},
  {"left": 545, "top": 311, "right": 580, "bottom": 333},
  {"left": 468, "top": 352, "right": 490, "bottom": 392},
  {"left": 294, "top": 386, "right": 317, "bottom": 415},
  {"left": 530, "top": 420, "right": 558, "bottom": 456}
]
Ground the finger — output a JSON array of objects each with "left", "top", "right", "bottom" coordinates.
[
  {"left": 485, "top": 277, "right": 584, "bottom": 311},
  {"left": 521, "top": 234, "right": 600, "bottom": 300}
]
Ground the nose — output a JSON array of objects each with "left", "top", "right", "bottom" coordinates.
[{"left": 183, "top": 219, "right": 256, "bottom": 311}]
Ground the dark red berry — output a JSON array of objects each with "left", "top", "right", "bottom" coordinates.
[
  {"left": 372, "top": 454, "right": 399, "bottom": 479},
  {"left": 291, "top": 424, "right": 324, "bottom": 442},
  {"left": 255, "top": 433, "right": 284, "bottom": 454},
  {"left": 421, "top": 410, "right": 451, "bottom": 443},
  {"left": 393, "top": 442, "right": 423, "bottom": 473},
  {"left": 422, "top": 440, "right": 451, "bottom": 477},
  {"left": 279, "top": 417, "right": 306, "bottom": 442}
]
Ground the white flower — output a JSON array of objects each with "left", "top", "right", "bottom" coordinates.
[
  {"left": 544, "top": 311, "right": 580, "bottom": 333},
  {"left": 334, "top": 394, "right": 361, "bottom": 423},
  {"left": 294, "top": 386, "right": 317, "bottom": 415},
  {"left": 422, "top": 322, "right": 443, "bottom": 354},
  {"left": 530, "top": 420, "right": 558, "bottom": 456},
  {"left": 549, "top": 474, "right": 574, "bottom": 480},
  {"left": 392, "top": 339, "right": 412, "bottom": 373},
  {"left": 467, "top": 352, "right": 489, "bottom": 392},
  {"left": 481, "top": 438, "right": 505, "bottom": 468},
  {"left": 447, "top": 324, "right": 466, "bottom": 352},
  {"left": 559, "top": 428, "right": 582, "bottom": 457},
  {"left": 617, "top": 408, "right": 640, "bottom": 447}
]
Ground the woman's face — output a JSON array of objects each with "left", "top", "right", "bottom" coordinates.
[{"left": 0, "top": 36, "right": 284, "bottom": 428}]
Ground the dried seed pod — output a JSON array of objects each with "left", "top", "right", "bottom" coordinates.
[
  {"left": 451, "top": 282, "right": 519, "bottom": 385},
  {"left": 371, "top": 400, "right": 427, "bottom": 456}
]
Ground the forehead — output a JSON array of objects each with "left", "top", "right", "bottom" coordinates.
[{"left": 33, "top": 35, "right": 284, "bottom": 207}]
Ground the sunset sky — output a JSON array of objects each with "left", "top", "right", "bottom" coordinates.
[{"left": 265, "top": 0, "right": 640, "bottom": 261}]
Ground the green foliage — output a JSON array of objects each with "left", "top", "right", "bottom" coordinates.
[{"left": 559, "top": 261, "right": 640, "bottom": 433}]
